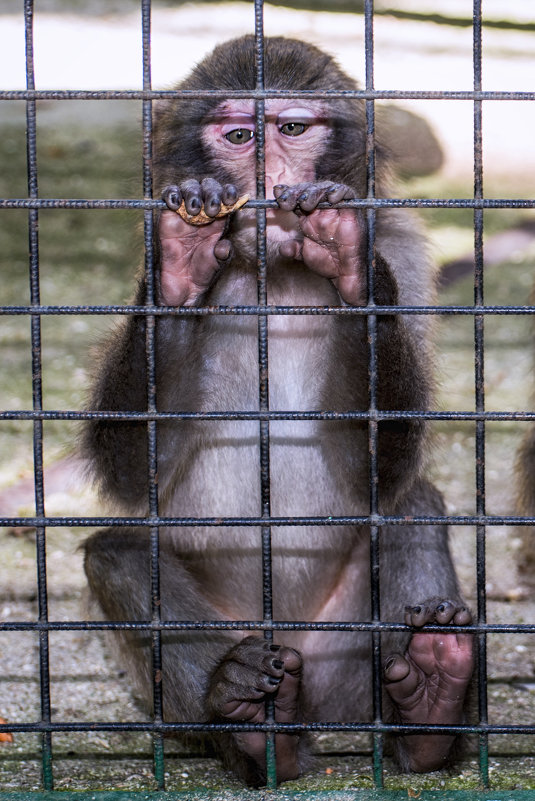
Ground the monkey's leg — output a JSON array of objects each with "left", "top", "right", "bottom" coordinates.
[
  {"left": 84, "top": 528, "right": 304, "bottom": 785},
  {"left": 207, "top": 635, "right": 303, "bottom": 785},
  {"left": 84, "top": 527, "right": 235, "bottom": 718},
  {"left": 379, "top": 481, "right": 474, "bottom": 772}
]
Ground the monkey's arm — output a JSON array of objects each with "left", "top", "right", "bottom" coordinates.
[
  {"left": 83, "top": 293, "right": 151, "bottom": 506},
  {"left": 276, "top": 184, "right": 432, "bottom": 502},
  {"left": 83, "top": 181, "right": 241, "bottom": 507}
]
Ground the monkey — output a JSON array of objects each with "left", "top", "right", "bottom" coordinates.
[{"left": 82, "top": 36, "right": 474, "bottom": 785}]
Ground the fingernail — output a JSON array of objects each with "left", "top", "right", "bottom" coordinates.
[{"left": 272, "top": 659, "right": 284, "bottom": 670}]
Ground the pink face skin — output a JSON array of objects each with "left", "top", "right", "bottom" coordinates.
[
  {"left": 202, "top": 100, "right": 331, "bottom": 243},
  {"left": 159, "top": 101, "right": 363, "bottom": 306}
]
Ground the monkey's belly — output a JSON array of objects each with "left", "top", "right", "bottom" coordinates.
[{"left": 163, "top": 419, "right": 368, "bottom": 626}]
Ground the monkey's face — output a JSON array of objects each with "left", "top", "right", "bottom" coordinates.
[{"left": 202, "top": 100, "right": 332, "bottom": 254}]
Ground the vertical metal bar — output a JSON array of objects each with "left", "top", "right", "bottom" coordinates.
[
  {"left": 141, "top": 0, "right": 165, "bottom": 788},
  {"left": 24, "top": 0, "right": 53, "bottom": 789},
  {"left": 364, "top": 0, "right": 383, "bottom": 788},
  {"left": 254, "top": 0, "right": 276, "bottom": 789},
  {"left": 472, "top": 0, "right": 489, "bottom": 787}
]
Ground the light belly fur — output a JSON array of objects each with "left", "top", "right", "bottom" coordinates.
[{"left": 164, "top": 310, "right": 368, "bottom": 626}]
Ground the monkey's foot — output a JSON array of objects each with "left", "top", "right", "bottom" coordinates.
[
  {"left": 384, "top": 599, "right": 474, "bottom": 772},
  {"left": 207, "top": 636, "right": 302, "bottom": 782}
]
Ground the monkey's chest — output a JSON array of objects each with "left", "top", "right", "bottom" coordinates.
[
  {"left": 173, "top": 313, "right": 352, "bottom": 518},
  {"left": 166, "top": 307, "right": 367, "bottom": 623}
]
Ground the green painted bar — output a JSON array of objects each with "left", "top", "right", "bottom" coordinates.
[
  {"left": 153, "top": 734, "right": 165, "bottom": 790},
  {"left": 0, "top": 792, "right": 533, "bottom": 801}
]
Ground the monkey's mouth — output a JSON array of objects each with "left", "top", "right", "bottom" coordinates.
[{"left": 235, "top": 206, "right": 302, "bottom": 245}]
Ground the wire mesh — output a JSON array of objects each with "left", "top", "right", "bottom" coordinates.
[{"left": 0, "top": 0, "right": 534, "bottom": 796}]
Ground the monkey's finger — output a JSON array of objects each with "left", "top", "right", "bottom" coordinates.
[
  {"left": 181, "top": 179, "right": 204, "bottom": 216},
  {"left": 201, "top": 177, "right": 224, "bottom": 218},
  {"left": 279, "top": 239, "right": 303, "bottom": 261},
  {"left": 274, "top": 185, "right": 305, "bottom": 212},
  {"left": 222, "top": 184, "right": 239, "bottom": 207},
  {"left": 214, "top": 238, "right": 233, "bottom": 263},
  {"left": 273, "top": 184, "right": 289, "bottom": 200},
  {"left": 297, "top": 184, "right": 336, "bottom": 212},
  {"left": 327, "top": 183, "right": 355, "bottom": 204},
  {"left": 161, "top": 185, "right": 182, "bottom": 211}
]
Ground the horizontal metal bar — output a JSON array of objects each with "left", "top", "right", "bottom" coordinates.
[
  {"left": 3, "top": 409, "right": 535, "bottom": 424},
  {"left": 1, "top": 197, "right": 533, "bottom": 210},
  {"left": 0, "top": 89, "right": 533, "bottom": 101},
  {"left": 0, "top": 620, "right": 532, "bottom": 634},
  {"left": 0, "top": 720, "right": 533, "bottom": 736},
  {"left": 3, "top": 304, "right": 535, "bottom": 317},
  {"left": 2, "top": 514, "right": 535, "bottom": 528}
]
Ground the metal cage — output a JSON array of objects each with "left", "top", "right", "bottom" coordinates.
[{"left": 0, "top": 0, "right": 534, "bottom": 798}]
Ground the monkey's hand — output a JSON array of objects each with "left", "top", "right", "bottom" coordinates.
[
  {"left": 274, "top": 181, "right": 365, "bottom": 305},
  {"left": 384, "top": 599, "right": 474, "bottom": 772},
  {"left": 207, "top": 636, "right": 302, "bottom": 781},
  {"left": 159, "top": 180, "right": 237, "bottom": 305}
]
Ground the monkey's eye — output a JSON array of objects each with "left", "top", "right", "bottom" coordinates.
[
  {"left": 280, "top": 122, "right": 307, "bottom": 137},
  {"left": 225, "top": 128, "right": 254, "bottom": 145}
]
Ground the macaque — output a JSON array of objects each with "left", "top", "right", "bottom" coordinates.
[{"left": 83, "top": 36, "right": 473, "bottom": 785}]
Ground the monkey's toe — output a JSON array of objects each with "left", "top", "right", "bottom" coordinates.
[
  {"left": 207, "top": 636, "right": 302, "bottom": 722},
  {"left": 404, "top": 598, "right": 472, "bottom": 628}
]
